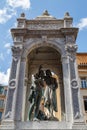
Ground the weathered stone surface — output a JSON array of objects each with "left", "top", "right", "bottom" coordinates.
[{"left": 1, "top": 11, "right": 86, "bottom": 129}]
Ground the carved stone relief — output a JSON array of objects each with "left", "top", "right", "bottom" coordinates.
[
  {"left": 13, "top": 36, "right": 23, "bottom": 42},
  {"left": 65, "top": 44, "right": 78, "bottom": 61},
  {"left": 10, "top": 46, "right": 23, "bottom": 79},
  {"left": 66, "top": 35, "right": 75, "bottom": 43},
  {"left": 71, "top": 79, "right": 78, "bottom": 89},
  {"left": 42, "top": 35, "right": 47, "bottom": 42},
  {"left": 27, "top": 23, "right": 63, "bottom": 30},
  {"left": 65, "top": 44, "right": 78, "bottom": 53},
  {"left": 9, "top": 79, "right": 16, "bottom": 89},
  {"left": 11, "top": 45, "right": 23, "bottom": 56}
]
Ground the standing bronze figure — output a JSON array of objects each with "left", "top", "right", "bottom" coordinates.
[
  {"left": 28, "top": 66, "right": 58, "bottom": 121},
  {"left": 44, "top": 69, "right": 58, "bottom": 118},
  {"left": 28, "top": 66, "right": 45, "bottom": 121}
]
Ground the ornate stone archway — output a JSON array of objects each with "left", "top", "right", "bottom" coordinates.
[
  {"left": 1, "top": 11, "right": 86, "bottom": 129},
  {"left": 23, "top": 46, "right": 64, "bottom": 121}
]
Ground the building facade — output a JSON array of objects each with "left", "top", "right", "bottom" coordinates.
[
  {"left": 0, "top": 85, "right": 7, "bottom": 122},
  {"left": 0, "top": 11, "right": 87, "bottom": 129},
  {"left": 76, "top": 53, "right": 87, "bottom": 123}
]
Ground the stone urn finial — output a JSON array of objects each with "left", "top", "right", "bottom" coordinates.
[
  {"left": 64, "top": 12, "right": 70, "bottom": 18},
  {"left": 42, "top": 10, "right": 50, "bottom": 16},
  {"left": 20, "top": 13, "right": 25, "bottom": 17}
]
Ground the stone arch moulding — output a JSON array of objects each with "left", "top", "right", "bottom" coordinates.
[
  {"left": 22, "top": 39, "right": 65, "bottom": 121},
  {"left": 22, "top": 39, "right": 65, "bottom": 58}
]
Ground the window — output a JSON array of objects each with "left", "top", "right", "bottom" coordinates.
[
  {"left": 0, "top": 100, "right": 4, "bottom": 108},
  {"left": 4, "top": 89, "right": 7, "bottom": 96},
  {"left": 81, "top": 77, "right": 87, "bottom": 88},
  {"left": 0, "top": 112, "right": 2, "bottom": 120},
  {"left": 0, "top": 87, "right": 4, "bottom": 94},
  {"left": 83, "top": 97, "right": 87, "bottom": 112}
]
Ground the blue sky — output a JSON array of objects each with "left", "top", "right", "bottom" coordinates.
[{"left": 0, "top": 0, "right": 87, "bottom": 85}]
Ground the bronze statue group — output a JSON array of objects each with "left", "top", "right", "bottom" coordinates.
[{"left": 28, "top": 65, "right": 58, "bottom": 121}]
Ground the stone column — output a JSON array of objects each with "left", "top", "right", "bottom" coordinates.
[
  {"left": 14, "top": 57, "right": 26, "bottom": 121},
  {"left": 65, "top": 43, "right": 84, "bottom": 122},
  {"left": 3, "top": 46, "right": 23, "bottom": 121},
  {"left": 22, "top": 78, "right": 27, "bottom": 121},
  {"left": 78, "top": 77, "right": 84, "bottom": 119},
  {"left": 61, "top": 55, "right": 73, "bottom": 122}
]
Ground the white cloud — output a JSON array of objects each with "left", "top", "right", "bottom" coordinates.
[
  {"left": 77, "top": 18, "right": 87, "bottom": 30},
  {"left": 7, "top": 0, "right": 31, "bottom": 9},
  {"left": 4, "top": 43, "right": 11, "bottom": 48},
  {"left": 0, "top": 68, "right": 10, "bottom": 85},
  {"left": 0, "top": 0, "right": 31, "bottom": 24},
  {"left": 7, "top": 50, "right": 11, "bottom": 54},
  {"left": 0, "top": 53, "right": 4, "bottom": 61},
  {"left": 4, "top": 43, "right": 11, "bottom": 54},
  {"left": 0, "top": 7, "right": 16, "bottom": 24}
]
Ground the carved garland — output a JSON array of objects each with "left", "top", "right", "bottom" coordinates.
[
  {"left": 9, "top": 79, "right": 16, "bottom": 89},
  {"left": 71, "top": 79, "right": 78, "bottom": 89}
]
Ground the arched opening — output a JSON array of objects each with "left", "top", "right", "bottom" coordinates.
[{"left": 24, "top": 46, "right": 65, "bottom": 121}]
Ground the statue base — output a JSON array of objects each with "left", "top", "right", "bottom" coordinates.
[
  {"left": 0, "top": 121, "right": 87, "bottom": 129},
  {"left": 0, "top": 119, "right": 16, "bottom": 129},
  {"left": 72, "top": 118, "right": 87, "bottom": 129}
]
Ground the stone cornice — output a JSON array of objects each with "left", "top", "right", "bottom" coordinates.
[
  {"left": 11, "top": 28, "right": 63, "bottom": 38},
  {"left": 61, "top": 28, "right": 79, "bottom": 33},
  {"left": 61, "top": 28, "right": 79, "bottom": 40},
  {"left": 11, "top": 28, "right": 27, "bottom": 35},
  {"left": 11, "top": 28, "right": 78, "bottom": 39}
]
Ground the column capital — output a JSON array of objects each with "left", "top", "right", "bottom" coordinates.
[
  {"left": 11, "top": 45, "right": 23, "bottom": 56},
  {"left": 64, "top": 44, "right": 78, "bottom": 62},
  {"left": 11, "top": 45, "right": 23, "bottom": 62},
  {"left": 65, "top": 44, "right": 78, "bottom": 53}
]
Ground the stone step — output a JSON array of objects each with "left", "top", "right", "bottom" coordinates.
[
  {"left": 72, "top": 122, "right": 87, "bottom": 129},
  {"left": 16, "top": 121, "right": 71, "bottom": 129},
  {"left": 0, "top": 121, "right": 87, "bottom": 130}
]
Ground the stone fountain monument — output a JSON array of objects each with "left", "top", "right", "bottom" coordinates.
[{"left": 0, "top": 11, "right": 87, "bottom": 129}]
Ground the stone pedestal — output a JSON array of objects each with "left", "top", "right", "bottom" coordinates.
[
  {"left": 0, "top": 119, "right": 16, "bottom": 129},
  {"left": 1, "top": 121, "right": 87, "bottom": 130}
]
